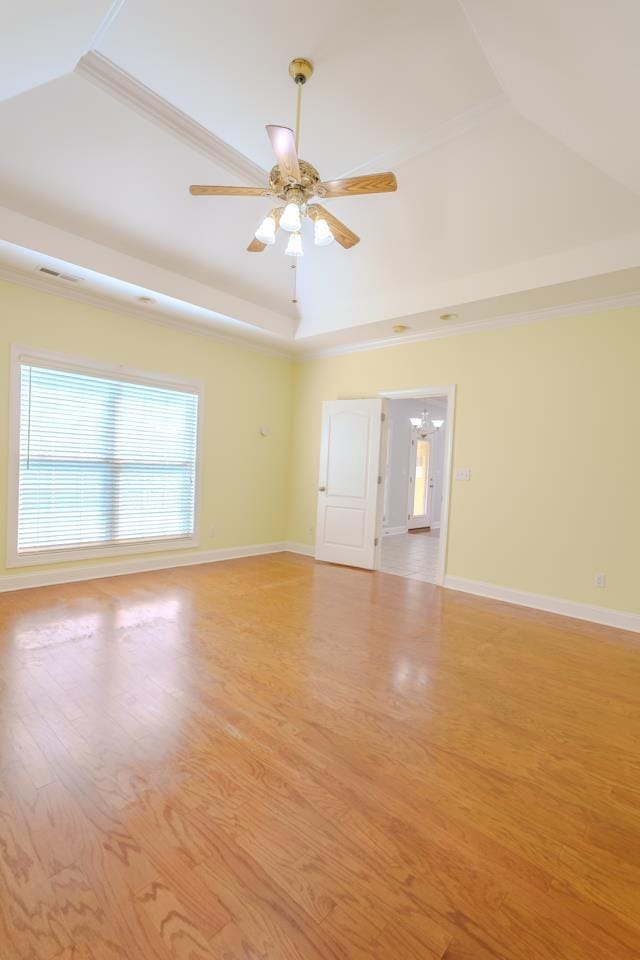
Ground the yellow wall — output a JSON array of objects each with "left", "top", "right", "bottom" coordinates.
[
  {"left": 0, "top": 279, "right": 293, "bottom": 578},
  {"left": 288, "top": 307, "right": 640, "bottom": 615},
  {"left": 2, "top": 278, "right": 638, "bottom": 617}
]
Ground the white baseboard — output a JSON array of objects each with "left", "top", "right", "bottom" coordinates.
[
  {"left": 0, "top": 541, "right": 289, "bottom": 593},
  {"left": 384, "top": 525, "right": 408, "bottom": 536},
  {"left": 444, "top": 576, "right": 640, "bottom": 634},
  {"left": 282, "top": 541, "right": 315, "bottom": 557},
  {"left": 5, "top": 546, "right": 636, "bottom": 635}
]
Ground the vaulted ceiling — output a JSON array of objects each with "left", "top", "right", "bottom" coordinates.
[{"left": 1, "top": 0, "right": 639, "bottom": 353}]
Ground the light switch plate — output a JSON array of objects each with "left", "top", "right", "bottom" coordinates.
[{"left": 455, "top": 468, "right": 471, "bottom": 481}]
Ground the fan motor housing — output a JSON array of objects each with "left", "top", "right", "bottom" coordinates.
[{"left": 269, "top": 159, "right": 321, "bottom": 199}]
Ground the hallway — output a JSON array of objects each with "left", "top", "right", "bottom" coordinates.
[{"left": 379, "top": 528, "right": 440, "bottom": 582}]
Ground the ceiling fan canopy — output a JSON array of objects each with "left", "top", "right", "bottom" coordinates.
[{"left": 189, "top": 58, "right": 398, "bottom": 256}]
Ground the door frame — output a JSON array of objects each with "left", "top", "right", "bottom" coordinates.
[{"left": 378, "top": 385, "right": 456, "bottom": 585}]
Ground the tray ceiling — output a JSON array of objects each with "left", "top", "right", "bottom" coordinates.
[{"left": 0, "top": 0, "right": 638, "bottom": 352}]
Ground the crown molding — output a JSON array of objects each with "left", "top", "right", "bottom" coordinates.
[
  {"left": 4, "top": 260, "right": 637, "bottom": 366},
  {"left": 86, "top": 0, "right": 128, "bottom": 52},
  {"left": 338, "top": 94, "right": 512, "bottom": 178},
  {"left": 0, "top": 266, "right": 294, "bottom": 361},
  {"left": 76, "top": 51, "right": 268, "bottom": 186},
  {"left": 296, "top": 291, "right": 640, "bottom": 360}
]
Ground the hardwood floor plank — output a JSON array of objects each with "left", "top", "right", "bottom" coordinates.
[
  {"left": 49, "top": 866, "right": 126, "bottom": 959},
  {"left": 1, "top": 554, "right": 640, "bottom": 958},
  {"left": 207, "top": 920, "right": 271, "bottom": 959},
  {"left": 134, "top": 880, "right": 217, "bottom": 959}
]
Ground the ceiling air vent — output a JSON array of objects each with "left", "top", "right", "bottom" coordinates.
[{"left": 37, "top": 266, "right": 82, "bottom": 282}]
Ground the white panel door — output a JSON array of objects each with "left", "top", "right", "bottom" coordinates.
[{"left": 315, "top": 399, "right": 383, "bottom": 569}]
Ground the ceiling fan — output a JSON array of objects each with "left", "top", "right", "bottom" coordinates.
[{"left": 189, "top": 58, "right": 397, "bottom": 258}]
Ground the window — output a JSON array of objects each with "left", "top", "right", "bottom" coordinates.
[{"left": 9, "top": 351, "right": 200, "bottom": 564}]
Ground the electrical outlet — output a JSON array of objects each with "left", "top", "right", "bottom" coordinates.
[
  {"left": 595, "top": 573, "right": 606, "bottom": 588},
  {"left": 209, "top": 527, "right": 216, "bottom": 540},
  {"left": 455, "top": 467, "right": 471, "bottom": 481}
]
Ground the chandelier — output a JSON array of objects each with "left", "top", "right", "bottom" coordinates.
[{"left": 409, "top": 410, "right": 444, "bottom": 439}]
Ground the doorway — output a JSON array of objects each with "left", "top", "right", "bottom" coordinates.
[
  {"left": 313, "top": 387, "right": 454, "bottom": 583},
  {"left": 378, "top": 389, "right": 452, "bottom": 584}
]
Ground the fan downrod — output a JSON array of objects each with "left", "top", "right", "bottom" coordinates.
[{"left": 289, "top": 58, "right": 313, "bottom": 85}]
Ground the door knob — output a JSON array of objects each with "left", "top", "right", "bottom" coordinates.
[{"left": 318, "top": 485, "right": 326, "bottom": 492}]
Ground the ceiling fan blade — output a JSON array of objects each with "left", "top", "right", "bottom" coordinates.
[
  {"left": 247, "top": 207, "right": 283, "bottom": 252},
  {"left": 190, "top": 185, "right": 270, "bottom": 196},
  {"left": 308, "top": 204, "right": 360, "bottom": 249},
  {"left": 266, "top": 125, "right": 301, "bottom": 183},
  {"left": 319, "top": 172, "right": 397, "bottom": 198}
]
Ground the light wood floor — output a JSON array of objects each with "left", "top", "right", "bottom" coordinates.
[{"left": 1, "top": 553, "right": 639, "bottom": 959}]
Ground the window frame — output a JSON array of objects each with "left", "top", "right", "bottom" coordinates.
[{"left": 7, "top": 345, "right": 203, "bottom": 567}]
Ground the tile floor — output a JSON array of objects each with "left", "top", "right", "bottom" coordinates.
[{"left": 380, "top": 528, "right": 441, "bottom": 583}]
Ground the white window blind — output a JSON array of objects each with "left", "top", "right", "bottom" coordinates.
[{"left": 16, "top": 360, "right": 199, "bottom": 557}]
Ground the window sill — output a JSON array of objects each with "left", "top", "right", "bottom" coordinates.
[{"left": 6, "top": 535, "right": 200, "bottom": 568}]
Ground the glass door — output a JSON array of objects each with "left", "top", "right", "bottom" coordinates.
[{"left": 409, "top": 437, "right": 431, "bottom": 528}]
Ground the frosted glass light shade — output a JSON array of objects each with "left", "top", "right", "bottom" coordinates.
[
  {"left": 285, "top": 231, "right": 304, "bottom": 257},
  {"left": 409, "top": 417, "right": 422, "bottom": 427},
  {"left": 280, "top": 202, "right": 301, "bottom": 232},
  {"left": 255, "top": 215, "right": 276, "bottom": 244},
  {"left": 432, "top": 419, "right": 444, "bottom": 429},
  {"left": 313, "top": 217, "right": 334, "bottom": 246}
]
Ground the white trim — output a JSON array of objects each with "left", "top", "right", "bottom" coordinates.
[
  {"left": 380, "top": 386, "right": 455, "bottom": 588},
  {"left": 7, "top": 344, "right": 203, "bottom": 568},
  {"left": 76, "top": 52, "right": 267, "bottom": 186},
  {"left": 6, "top": 541, "right": 635, "bottom": 635},
  {"left": 444, "top": 576, "right": 640, "bottom": 634},
  {"left": 282, "top": 541, "right": 315, "bottom": 557},
  {"left": 14, "top": 344, "right": 203, "bottom": 394},
  {"left": 338, "top": 94, "right": 511, "bottom": 178},
  {"left": 0, "top": 542, "right": 289, "bottom": 594},
  {"left": 86, "top": 0, "right": 127, "bottom": 51},
  {"left": 0, "top": 267, "right": 293, "bottom": 360},
  {"left": 3, "top": 263, "right": 638, "bottom": 366},
  {"left": 299, "top": 292, "right": 640, "bottom": 360},
  {"left": 383, "top": 525, "right": 408, "bottom": 537}
]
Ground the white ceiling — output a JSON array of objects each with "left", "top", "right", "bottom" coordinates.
[
  {"left": 459, "top": 0, "right": 640, "bottom": 195},
  {"left": 98, "top": 0, "right": 501, "bottom": 176},
  {"left": 0, "top": 1, "right": 116, "bottom": 101},
  {"left": 0, "top": 0, "right": 638, "bottom": 353}
]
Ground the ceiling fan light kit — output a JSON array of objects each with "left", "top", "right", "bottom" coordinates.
[
  {"left": 189, "top": 58, "right": 398, "bottom": 260},
  {"left": 285, "top": 232, "right": 304, "bottom": 257},
  {"left": 280, "top": 201, "right": 302, "bottom": 232},
  {"left": 313, "top": 217, "right": 334, "bottom": 246},
  {"left": 255, "top": 215, "right": 277, "bottom": 245}
]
